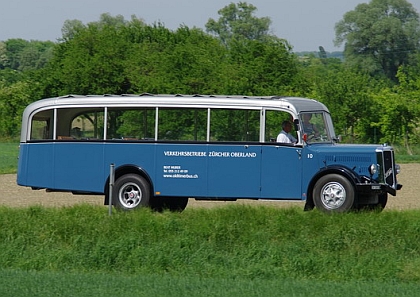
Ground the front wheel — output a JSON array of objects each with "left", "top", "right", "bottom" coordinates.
[
  {"left": 356, "top": 193, "right": 388, "bottom": 211},
  {"left": 113, "top": 174, "right": 150, "bottom": 211},
  {"left": 313, "top": 174, "right": 355, "bottom": 213}
]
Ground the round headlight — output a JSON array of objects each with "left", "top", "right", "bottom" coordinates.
[
  {"left": 369, "top": 164, "right": 378, "bottom": 175},
  {"left": 395, "top": 164, "right": 401, "bottom": 174}
]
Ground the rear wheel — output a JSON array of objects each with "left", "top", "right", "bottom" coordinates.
[
  {"left": 313, "top": 174, "right": 355, "bottom": 213},
  {"left": 113, "top": 174, "right": 150, "bottom": 211}
]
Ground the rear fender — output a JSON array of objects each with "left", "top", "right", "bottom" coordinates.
[{"left": 103, "top": 164, "right": 154, "bottom": 205}]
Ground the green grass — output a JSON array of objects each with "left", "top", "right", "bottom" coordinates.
[
  {"left": 0, "top": 269, "right": 419, "bottom": 297},
  {"left": 395, "top": 154, "right": 420, "bottom": 163},
  {"left": 0, "top": 142, "right": 19, "bottom": 174},
  {"left": 0, "top": 205, "right": 420, "bottom": 296},
  {"left": 393, "top": 145, "right": 420, "bottom": 163}
]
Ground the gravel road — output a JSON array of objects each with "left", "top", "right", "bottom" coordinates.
[{"left": 0, "top": 163, "right": 418, "bottom": 210}]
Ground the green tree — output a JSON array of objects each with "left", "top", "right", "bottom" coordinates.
[
  {"left": 311, "top": 66, "right": 375, "bottom": 142},
  {"left": 3, "top": 39, "right": 29, "bottom": 70},
  {"left": 370, "top": 87, "right": 419, "bottom": 148},
  {"left": 60, "top": 19, "right": 86, "bottom": 42},
  {"left": 205, "top": 2, "right": 271, "bottom": 45},
  {"left": 0, "top": 39, "right": 55, "bottom": 71},
  {"left": 205, "top": 2, "right": 300, "bottom": 95},
  {"left": 335, "top": 0, "right": 420, "bottom": 81},
  {"left": 226, "top": 37, "right": 297, "bottom": 95},
  {"left": 293, "top": 52, "right": 345, "bottom": 101},
  {"left": 382, "top": 66, "right": 420, "bottom": 150},
  {"left": 18, "top": 41, "right": 55, "bottom": 71},
  {"left": 0, "top": 42, "right": 7, "bottom": 69},
  {"left": 0, "top": 81, "right": 33, "bottom": 138},
  {"left": 46, "top": 14, "right": 136, "bottom": 95},
  {"left": 127, "top": 25, "right": 229, "bottom": 95}
]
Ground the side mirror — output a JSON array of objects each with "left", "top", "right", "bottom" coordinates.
[{"left": 333, "top": 135, "right": 341, "bottom": 143}]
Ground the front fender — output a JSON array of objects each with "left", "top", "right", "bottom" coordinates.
[{"left": 305, "top": 165, "right": 362, "bottom": 210}]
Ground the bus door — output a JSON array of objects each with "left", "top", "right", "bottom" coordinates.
[
  {"left": 260, "top": 144, "right": 303, "bottom": 199},
  {"left": 207, "top": 144, "right": 261, "bottom": 198},
  {"left": 154, "top": 143, "right": 208, "bottom": 197}
]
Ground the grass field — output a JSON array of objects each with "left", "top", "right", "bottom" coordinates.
[
  {"left": 0, "top": 269, "right": 419, "bottom": 297},
  {"left": 394, "top": 145, "right": 420, "bottom": 163},
  {"left": 0, "top": 205, "right": 420, "bottom": 296},
  {"left": 0, "top": 142, "right": 19, "bottom": 174}
]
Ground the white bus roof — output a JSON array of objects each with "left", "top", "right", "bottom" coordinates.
[
  {"left": 23, "top": 94, "right": 330, "bottom": 117},
  {"left": 21, "top": 94, "right": 332, "bottom": 143}
]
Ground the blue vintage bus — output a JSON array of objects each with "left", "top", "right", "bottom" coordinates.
[{"left": 17, "top": 94, "right": 402, "bottom": 212}]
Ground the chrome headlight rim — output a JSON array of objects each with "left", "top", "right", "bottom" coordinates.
[
  {"left": 369, "top": 164, "right": 378, "bottom": 176},
  {"left": 395, "top": 164, "right": 401, "bottom": 174}
]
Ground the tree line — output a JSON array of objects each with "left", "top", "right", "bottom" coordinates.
[{"left": 0, "top": 0, "right": 420, "bottom": 151}]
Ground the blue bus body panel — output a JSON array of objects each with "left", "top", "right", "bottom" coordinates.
[
  {"left": 300, "top": 144, "right": 381, "bottom": 191},
  {"left": 306, "top": 144, "right": 378, "bottom": 172},
  {"left": 17, "top": 143, "right": 55, "bottom": 188},
  {"left": 53, "top": 142, "right": 105, "bottom": 192},
  {"left": 154, "top": 144, "right": 208, "bottom": 197},
  {"left": 18, "top": 142, "right": 105, "bottom": 192},
  {"left": 18, "top": 142, "right": 309, "bottom": 200},
  {"left": 153, "top": 144, "right": 262, "bottom": 198},
  {"left": 18, "top": 141, "right": 382, "bottom": 201},
  {"left": 206, "top": 144, "right": 261, "bottom": 198},
  {"left": 260, "top": 145, "right": 303, "bottom": 199},
  {"left": 18, "top": 142, "right": 105, "bottom": 193},
  {"left": 103, "top": 143, "right": 156, "bottom": 186}
]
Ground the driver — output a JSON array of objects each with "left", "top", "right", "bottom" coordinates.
[{"left": 302, "top": 114, "right": 320, "bottom": 137}]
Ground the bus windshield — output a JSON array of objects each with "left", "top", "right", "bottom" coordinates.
[{"left": 300, "top": 112, "right": 334, "bottom": 143}]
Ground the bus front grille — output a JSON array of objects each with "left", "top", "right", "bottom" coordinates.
[{"left": 377, "top": 149, "right": 397, "bottom": 189}]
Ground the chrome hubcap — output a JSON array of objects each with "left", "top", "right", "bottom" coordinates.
[
  {"left": 320, "top": 182, "right": 346, "bottom": 210},
  {"left": 119, "top": 182, "right": 142, "bottom": 208}
]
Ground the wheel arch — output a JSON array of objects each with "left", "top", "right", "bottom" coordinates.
[
  {"left": 103, "top": 164, "right": 154, "bottom": 205},
  {"left": 305, "top": 165, "right": 361, "bottom": 210}
]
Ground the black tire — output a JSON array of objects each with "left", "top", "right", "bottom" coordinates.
[
  {"left": 113, "top": 174, "right": 150, "bottom": 211},
  {"left": 151, "top": 197, "right": 189, "bottom": 212},
  {"left": 313, "top": 174, "right": 355, "bottom": 213},
  {"left": 356, "top": 193, "right": 388, "bottom": 211},
  {"left": 377, "top": 193, "right": 388, "bottom": 209}
]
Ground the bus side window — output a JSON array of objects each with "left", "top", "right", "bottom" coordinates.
[
  {"left": 30, "top": 110, "right": 53, "bottom": 140},
  {"left": 158, "top": 108, "right": 207, "bottom": 141},
  {"left": 71, "top": 111, "right": 104, "bottom": 140},
  {"left": 210, "top": 109, "right": 259, "bottom": 142},
  {"left": 108, "top": 108, "right": 156, "bottom": 140}
]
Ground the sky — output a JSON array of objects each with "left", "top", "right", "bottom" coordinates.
[{"left": 2, "top": 0, "right": 420, "bottom": 52}]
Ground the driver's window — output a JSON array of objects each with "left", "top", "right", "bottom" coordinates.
[{"left": 300, "top": 112, "right": 329, "bottom": 142}]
